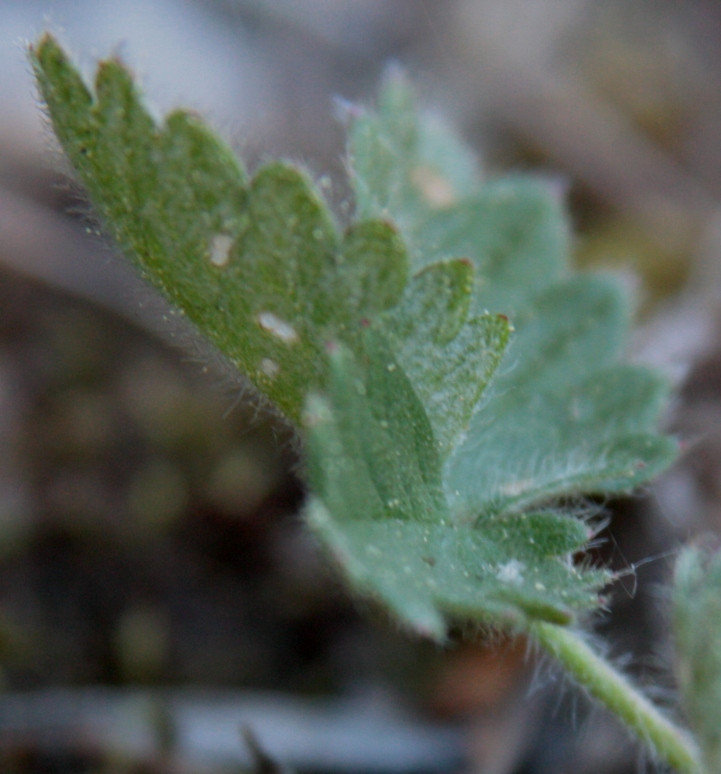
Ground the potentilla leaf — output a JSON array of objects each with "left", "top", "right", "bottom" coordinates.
[
  {"left": 349, "top": 66, "right": 481, "bottom": 241},
  {"left": 673, "top": 545, "right": 721, "bottom": 774},
  {"left": 304, "top": 346, "right": 607, "bottom": 635},
  {"left": 306, "top": 505, "right": 607, "bottom": 637},
  {"left": 380, "top": 259, "right": 511, "bottom": 455},
  {"left": 413, "top": 180, "right": 571, "bottom": 315},
  {"left": 348, "top": 73, "right": 677, "bottom": 512},
  {"left": 31, "top": 34, "right": 410, "bottom": 423},
  {"left": 33, "top": 36, "right": 674, "bottom": 641},
  {"left": 445, "top": 278, "right": 677, "bottom": 515},
  {"left": 334, "top": 69, "right": 675, "bottom": 634},
  {"left": 305, "top": 338, "right": 445, "bottom": 526}
]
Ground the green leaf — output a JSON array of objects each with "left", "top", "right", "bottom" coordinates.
[
  {"left": 673, "top": 545, "right": 721, "bottom": 774},
  {"left": 312, "top": 70, "right": 675, "bottom": 634},
  {"left": 349, "top": 72, "right": 568, "bottom": 313},
  {"left": 380, "top": 259, "right": 511, "bottom": 455},
  {"left": 305, "top": 345, "right": 607, "bottom": 636},
  {"left": 31, "top": 34, "right": 409, "bottom": 423},
  {"left": 305, "top": 338, "right": 444, "bottom": 524},
  {"left": 33, "top": 37, "right": 674, "bottom": 641},
  {"left": 348, "top": 75, "right": 676, "bottom": 514},
  {"left": 446, "top": 278, "right": 677, "bottom": 516},
  {"left": 349, "top": 66, "right": 480, "bottom": 238},
  {"left": 414, "top": 180, "right": 571, "bottom": 315}
]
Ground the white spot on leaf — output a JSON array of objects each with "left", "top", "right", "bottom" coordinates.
[
  {"left": 411, "top": 166, "right": 456, "bottom": 208},
  {"left": 259, "top": 358, "right": 280, "bottom": 379},
  {"left": 497, "top": 560, "right": 525, "bottom": 585},
  {"left": 257, "top": 312, "right": 299, "bottom": 344},
  {"left": 210, "top": 233, "right": 234, "bottom": 267},
  {"left": 499, "top": 478, "right": 535, "bottom": 497}
]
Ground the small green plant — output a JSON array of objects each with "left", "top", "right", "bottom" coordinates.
[{"left": 30, "top": 33, "right": 717, "bottom": 773}]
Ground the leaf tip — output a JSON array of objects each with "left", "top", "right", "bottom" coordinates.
[
  {"left": 30, "top": 30, "right": 60, "bottom": 61},
  {"left": 30, "top": 31, "right": 72, "bottom": 84}
]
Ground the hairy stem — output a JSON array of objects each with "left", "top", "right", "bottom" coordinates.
[{"left": 531, "top": 621, "right": 702, "bottom": 774}]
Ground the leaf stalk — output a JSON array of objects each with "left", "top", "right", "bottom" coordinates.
[{"left": 532, "top": 621, "right": 702, "bottom": 773}]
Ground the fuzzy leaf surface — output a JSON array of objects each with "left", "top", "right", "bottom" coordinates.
[
  {"left": 31, "top": 35, "right": 412, "bottom": 423},
  {"left": 302, "top": 71, "right": 676, "bottom": 633},
  {"left": 349, "top": 72, "right": 677, "bottom": 514},
  {"left": 35, "top": 38, "right": 674, "bottom": 640},
  {"left": 305, "top": 344, "right": 605, "bottom": 637},
  {"left": 673, "top": 545, "right": 721, "bottom": 774},
  {"left": 380, "top": 259, "right": 511, "bottom": 455}
]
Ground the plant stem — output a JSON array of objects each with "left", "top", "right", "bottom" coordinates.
[{"left": 531, "top": 621, "right": 702, "bottom": 774}]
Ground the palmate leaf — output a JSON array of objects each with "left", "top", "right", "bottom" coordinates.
[
  {"left": 303, "top": 71, "right": 677, "bottom": 634},
  {"left": 348, "top": 71, "right": 677, "bottom": 506},
  {"left": 305, "top": 342, "right": 606, "bottom": 638},
  {"left": 33, "top": 37, "right": 675, "bottom": 640}
]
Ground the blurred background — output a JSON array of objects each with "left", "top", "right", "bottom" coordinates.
[{"left": 2, "top": 1, "right": 721, "bottom": 772}]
